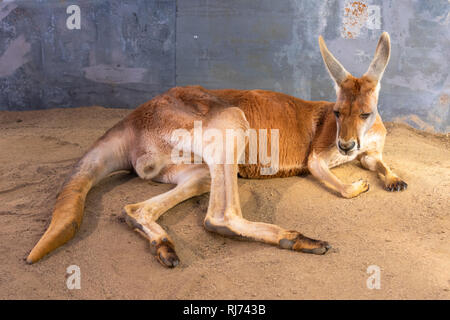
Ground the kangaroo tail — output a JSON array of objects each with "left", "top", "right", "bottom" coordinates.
[{"left": 26, "top": 121, "right": 132, "bottom": 264}]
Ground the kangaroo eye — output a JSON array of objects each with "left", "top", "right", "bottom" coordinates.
[
  {"left": 333, "top": 111, "right": 340, "bottom": 118},
  {"left": 360, "top": 112, "right": 372, "bottom": 120}
]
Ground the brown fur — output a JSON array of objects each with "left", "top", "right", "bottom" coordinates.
[{"left": 125, "top": 85, "right": 334, "bottom": 178}]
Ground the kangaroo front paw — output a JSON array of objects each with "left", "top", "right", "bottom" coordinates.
[
  {"left": 385, "top": 176, "right": 408, "bottom": 192},
  {"left": 279, "top": 231, "right": 331, "bottom": 255},
  {"left": 341, "top": 179, "right": 370, "bottom": 198}
]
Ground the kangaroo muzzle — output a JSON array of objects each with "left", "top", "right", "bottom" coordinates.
[{"left": 337, "top": 139, "right": 356, "bottom": 154}]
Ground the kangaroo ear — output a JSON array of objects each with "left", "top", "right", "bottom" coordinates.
[
  {"left": 318, "top": 35, "right": 350, "bottom": 86},
  {"left": 364, "top": 32, "right": 391, "bottom": 81}
]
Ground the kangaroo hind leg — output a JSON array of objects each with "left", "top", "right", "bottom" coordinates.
[
  {"left": 202, "top": 107, "right": 331, "bottom": 254},
  {"left": 204, "top": 162, "right": 331, "bottom": 254},
  {"left": 123, "top": 164, "right": 210, "bottom": 268}
]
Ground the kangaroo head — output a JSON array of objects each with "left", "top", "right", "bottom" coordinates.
[{"left": 319, "top": 32, "right": 391, "bottom": 155}]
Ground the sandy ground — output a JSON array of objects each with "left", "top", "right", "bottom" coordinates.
[{"left": 0, "top": 106, "right": 449, "bottom": 300}]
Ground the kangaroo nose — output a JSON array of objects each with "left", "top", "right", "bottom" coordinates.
[{"left": 338, "top": 140, "right": 356, "bottom": 152}]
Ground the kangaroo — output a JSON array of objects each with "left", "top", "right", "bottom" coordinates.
[{"left": 27, "top": 32, "right": 407, "bottom": 267}]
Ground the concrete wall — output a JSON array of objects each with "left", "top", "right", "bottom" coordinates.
[
  {"left": 0, "top": 0, "right": 175, "bottom": 109},
  {"left": 0, "top": 0, "right": 449, "bottom": 132}
]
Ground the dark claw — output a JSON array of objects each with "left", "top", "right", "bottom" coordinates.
[
  {"left": 385, "top": 180, "right": 408, "bottom": 192},
  {"left": 301, "top": 242, "right": 332, "bottom": 255},
  {"left": 280, "top": 232, "right": 332, "bottom": 255},
  {"left": 157, "top": 245, "right": 180, "bottom": 268}
]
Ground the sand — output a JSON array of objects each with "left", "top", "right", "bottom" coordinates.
[{"left": 0, "top": 106, "right": 449, "bottom": 299}]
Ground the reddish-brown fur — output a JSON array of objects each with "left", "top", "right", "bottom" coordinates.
[
  {"left": 125, "top": 85, "right": 334, "bottom": 178},
  {"left": 27, "top": 32, "right": 407, "bottom": 267}
]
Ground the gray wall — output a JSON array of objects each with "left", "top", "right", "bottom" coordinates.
[
  {"left": 0, "top": 0, "right": 449, "bottom": 132},
  {"left": 0, "top": 0, "right": 175, "bottom": 109}
]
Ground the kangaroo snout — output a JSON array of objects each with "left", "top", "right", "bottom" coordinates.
[{"left": 338, "top": 140, "right": 356, "bottom": 154}]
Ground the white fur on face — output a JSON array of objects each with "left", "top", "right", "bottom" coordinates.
[{"left": 358, "top": 82, "right": 380, "bottom": 150}]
